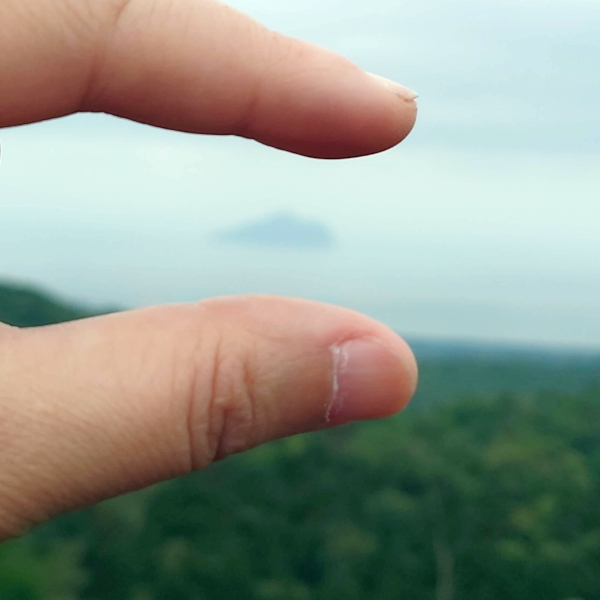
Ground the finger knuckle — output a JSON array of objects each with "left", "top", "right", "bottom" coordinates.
[{"left": 186, "top": 323, "right": 261, "bottom": 470}]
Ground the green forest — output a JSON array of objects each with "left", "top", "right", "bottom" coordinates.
[{"left": 0, "top": 281, "right": 599, "bottom": 600}]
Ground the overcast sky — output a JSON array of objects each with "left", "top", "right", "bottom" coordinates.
[{"left": 1, "top": 0, "right": 599, "bottom": 345}]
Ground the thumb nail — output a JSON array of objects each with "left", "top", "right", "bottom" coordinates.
[{"left": 326, "top": 337, "right": 417, "bottom": 424}]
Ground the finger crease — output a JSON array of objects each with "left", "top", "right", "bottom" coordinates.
[
  {"left": 79, "top": 0, "right": 133, "bottom": 111},
  {"left": 203, "top": 336, "right": 224, "bottom": 467}
]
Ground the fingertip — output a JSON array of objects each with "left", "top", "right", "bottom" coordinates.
[
  {"left": 242, "top": 47, "right": 419, "bottom": 158},
  {"left": 202, "top": 295, "right": 419, "bottom": 426},
  {"left": 381, "top": 331, "right": 419, "bottom": 401},
  {"left": 326, "top": 335, "right": 417, "bottom": 424}
]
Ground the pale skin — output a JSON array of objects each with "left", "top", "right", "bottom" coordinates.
[{"left": 0, "top": 0, "right": 419, "bottom": 541}]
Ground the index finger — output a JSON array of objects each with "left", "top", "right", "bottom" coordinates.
[{"left": 0, "top": 0, "right": 417, "bottom": 158}]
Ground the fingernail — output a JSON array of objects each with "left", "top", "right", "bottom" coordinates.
[
  {"left": 326, "top": 337, "right": 416, "bottom": 424},
  {"left": 368, "top": 73, "right": 419, "bottom": 101}
]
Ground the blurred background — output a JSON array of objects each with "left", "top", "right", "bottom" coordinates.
[
  {"left": 1, "top": 0, "right": 599, "bottom": 598},
  {"left": 2, "top": 0, "right": 600, "bottom": 346}
]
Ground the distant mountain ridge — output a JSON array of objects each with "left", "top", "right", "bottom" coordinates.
[
  {"left": 0, "top": 281, "right": 106, "bottom": 327},
  {"left": 406, "top": 337, "right": 600, "bottom": 362},
  {"left": 212, "top": 212, "right": 335, "bottom": 249}
]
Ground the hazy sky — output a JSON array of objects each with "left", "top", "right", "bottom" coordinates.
[{"left": 1, "top": 0, "right": 599, "bottom": 346}]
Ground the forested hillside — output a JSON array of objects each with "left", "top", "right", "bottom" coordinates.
[
  {"left": 0, "top": 282, "right": 99, "bottom": 326},
  {"left": 1, "top": 282, "right": 599, "bottom": 599}
]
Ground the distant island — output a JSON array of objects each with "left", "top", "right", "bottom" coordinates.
[{"left": 212, "top": 212, "right": 336, "bottom": 250}]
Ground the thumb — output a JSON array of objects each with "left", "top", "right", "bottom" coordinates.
[
  {"left": 1, "top": 0, "right": 417, "bottom": 158},
  {"left": 0, "top": 296, "right": 417, "bottom": 539}
]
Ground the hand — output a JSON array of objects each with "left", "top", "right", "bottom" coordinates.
[{"left": 0, "top": 0, "right": 418, "bottom": 540}]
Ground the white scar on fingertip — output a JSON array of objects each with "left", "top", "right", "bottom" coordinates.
[{"left": 325, "top": 343, "right": 349, "bottom": 422}]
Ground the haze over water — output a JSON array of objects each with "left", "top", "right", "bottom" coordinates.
[{"left": 2, "top": 192, "right": 600, "bottom": 348}]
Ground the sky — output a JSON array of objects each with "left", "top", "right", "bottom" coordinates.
[{"left": 1, "top": 0, "right": 599, "bottom": 347}]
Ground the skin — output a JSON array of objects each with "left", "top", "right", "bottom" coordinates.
[{"left": 0, "top": 0, "right": 418, "bottom": 541}]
